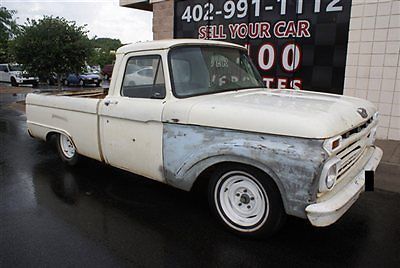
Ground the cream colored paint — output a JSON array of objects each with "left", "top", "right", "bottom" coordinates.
[
  {"left": 26, "top": 96, "right": 101, "bottom": 161},
  {"left": 98, "top": 49, "right": 171, "bottom": 182},
  {"left": 163, "top": 88, "right": 377, "bottom": 139}
]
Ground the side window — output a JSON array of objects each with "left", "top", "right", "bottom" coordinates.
[
  {"left": 0, "top": 65, "right": 6, "bottom": 72},
  {"left": 121, "top": 55, "right": 165, "bottom": 99}
]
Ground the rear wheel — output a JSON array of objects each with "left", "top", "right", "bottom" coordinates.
[
  {"left": 56, "top": 133, "right": 79, "bottom": 166},
  {"left": 79, "top": 80, "right": 85, "bottom": 87},
  {"left": 208, "top": 164, "right": 286, "bottom": 238}
]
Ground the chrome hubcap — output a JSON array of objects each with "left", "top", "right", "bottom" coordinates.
[
  {"left": 215, "top": 171, "right": 269, "bottom": 231},
  {"left": 60, "top": 135, "right": 75, "bottom": 159}
]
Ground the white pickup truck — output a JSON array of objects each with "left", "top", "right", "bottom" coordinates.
[{"left": 26, "top": 39, "right": 382, "bottom": 237}]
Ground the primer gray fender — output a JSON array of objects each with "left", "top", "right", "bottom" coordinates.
[{"left": 163, "top": 124, "right": 327, "bottom": 218}]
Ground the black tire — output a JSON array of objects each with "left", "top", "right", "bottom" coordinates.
[
  {"left": 56, "top": 133, "right": 79, "bottom": 166},
  {"left": 96, "top": 82, "right": 100, "bottom": 87},
  {"left": 10, "top": 77, "right": 18, "bottom": 87},
  {"left": 208, "top": 164, "right": 286, "bottom": 238},
  {"left": 32, "top": 82, "right": 38, "bottom": 88}
]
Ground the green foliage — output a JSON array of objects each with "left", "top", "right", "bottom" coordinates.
[
  {"left": 0, "top": 7, "right": 20, "bottom": 62},
  {"left": 11, "top": 16, "right": 93, "bottom": 85},
  {"left": 87, "top": 37, "right": 122, "bottom": 68}
]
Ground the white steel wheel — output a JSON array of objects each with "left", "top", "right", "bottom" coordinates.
[
  {"left": 60, "top": 134, "right": 76, "bottom": 158},
  {"left": 56, "top": 133, "right": 79, "bottom": 166},
  {"left": 79, "top": 80, "right": 84, "bottom": 86},
  {"left": 215, "top": 171, "right": 269, "bottom": 232},
  {"left": 209, "top": 165, "right": 286, "bottom": 237}
]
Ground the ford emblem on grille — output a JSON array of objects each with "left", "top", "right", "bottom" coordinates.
[{"left": 357, "top": 108, "right": 368, "bottom": 119}]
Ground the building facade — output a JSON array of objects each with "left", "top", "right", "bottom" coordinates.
[{"left": 120, "top": 0, "right": 400, "bottom": 140}]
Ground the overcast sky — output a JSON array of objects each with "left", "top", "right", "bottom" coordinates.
[{"left": 1, "top": 0, "right": 153, "bottom": 44}]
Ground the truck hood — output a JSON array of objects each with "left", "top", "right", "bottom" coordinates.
[{"left": 163, "top": 88, "right": 377, "bottom": 139}]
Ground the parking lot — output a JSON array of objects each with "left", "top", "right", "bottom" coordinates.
[{"left": 1, "top": 84, "right": 400, "bottom": 267}]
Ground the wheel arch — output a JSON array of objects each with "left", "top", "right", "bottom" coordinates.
[
  {"left": 168, "top": 155, "right": 290, "bottom": 213},
  {"left": 45, "top": 129, "right": 78, "bottom": 152}
]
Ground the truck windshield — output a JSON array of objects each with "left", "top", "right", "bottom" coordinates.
[{"left": 169, "top": 46, "right": 264, "bottom": 98}]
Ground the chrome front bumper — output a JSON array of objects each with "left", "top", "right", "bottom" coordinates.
[{"left": 306, "top": 146, "right": 383, "bottom": 227}]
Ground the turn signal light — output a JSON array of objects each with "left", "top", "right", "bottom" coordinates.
[
  {"left": 323, "top": 136, "right": 342, "bottom": 154},
  {"left": 332, "top": 138, "right": 340, "bottom": 150}
]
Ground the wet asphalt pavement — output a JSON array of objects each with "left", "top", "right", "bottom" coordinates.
[{"left": 1, "top": 91, "right": 400, "bottom": 267}]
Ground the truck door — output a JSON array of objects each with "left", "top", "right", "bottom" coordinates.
[{"left": 99, "top": 52, "right": 167, "bottom": 182}]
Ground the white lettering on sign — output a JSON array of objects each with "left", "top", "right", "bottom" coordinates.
[
  {"left": 258, "top": 44, "right": 275, "bottom": 71},
  {"left": 273, "top": 20, "right": 311, "bottom": 38},
  {"left": 181, "top": 0, "right": 343, "bottom": 23}
]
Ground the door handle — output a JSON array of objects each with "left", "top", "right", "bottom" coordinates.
[{"left": 104, "top": 100, "right": 118, "bottom": 106}]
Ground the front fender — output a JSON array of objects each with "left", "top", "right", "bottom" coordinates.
[{"left": 163, "top": 123, "right": 327, "bottom": 218}]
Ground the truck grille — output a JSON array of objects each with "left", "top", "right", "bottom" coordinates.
[{"left": 336, "top": 124, "right": 372, "bottom": 180}]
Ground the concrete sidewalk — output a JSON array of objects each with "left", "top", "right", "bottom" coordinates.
[{"left": 375, "top": 140, "right": 400, "bottom": 193}]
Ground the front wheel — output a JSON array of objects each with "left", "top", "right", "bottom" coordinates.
[
  {"left": 56, "top": 133, "right": 79, "bottom": 166},
  {"left": 10, "top": 77, "right": 18, "bottom": 87},
  {"left": 208, "top": 165, "right": 286, "bottom": 238}
]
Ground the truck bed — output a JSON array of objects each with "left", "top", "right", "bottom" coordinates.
[
  {"left": 44, "top": 89, "right": 108, "bottom": 99},
  {"left": 26, "top": 90, "right": 104, "bottom": 161}
]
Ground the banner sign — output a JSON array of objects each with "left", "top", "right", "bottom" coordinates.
[{"left": 174, "top": 0, "right": 352, "bottom": 94}]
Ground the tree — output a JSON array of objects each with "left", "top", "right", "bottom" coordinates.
[
  {"left": 0, "top": 7, "right": 20, "bottom": 62},
  {"left": 87, "top": 37, "right": 122, "bottom": 68},
  {"left": 12, "top": 16, "right": 93, "bottom": 89}
]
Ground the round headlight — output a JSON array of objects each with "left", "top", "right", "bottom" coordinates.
[
  {"left": 319, "top": 157, "right": 341, "bottom": 192},
  {"left": 326, "top": 171, "right": 337, "bottom": 190}
]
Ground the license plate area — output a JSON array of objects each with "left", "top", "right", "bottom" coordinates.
[{"left": 365, "top": 170, "right": 375, "bottom": 191}]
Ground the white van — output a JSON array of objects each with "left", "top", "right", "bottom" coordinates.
[{"left": 0, "top": 64, "right": 39, "bottom": 87}]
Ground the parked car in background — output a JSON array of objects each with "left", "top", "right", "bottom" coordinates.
[
  {"left": 64, "top": 73, "right": 101, "bottom": 87},
  {"left": 101, "top": 64, "right": 113, "bottom": 80},
  {"left": 123, "top": 66, "right": 153, "bottom": 86},
  {"left": 45, "top": 72, "right": 59, "bottom": 86},
  {"left": 0, "top": 63, "right": 39, "bottom": 87}
]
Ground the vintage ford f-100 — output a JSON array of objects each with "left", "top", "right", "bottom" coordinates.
[{"left": 26, "top": 39, "right": 382, "bottom": 237}]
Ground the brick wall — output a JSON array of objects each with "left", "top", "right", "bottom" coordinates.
[
  {"left": 344, "top": 0, "right": 400, "bottom": 140},
  {"left": 153, "top": 0, "right": 174, "bottom": 40}
]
